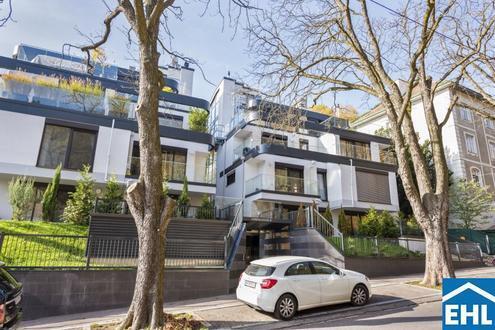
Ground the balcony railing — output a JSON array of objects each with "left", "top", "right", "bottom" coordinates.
[
  {"left": 126, "top": 157, "right": 215, "bottom": 184},
  {"left": 0, "top": 72, "right": 191, "bottom": 130},
  {"left": 245, "top": 174, "right": 318, "bottom": 196},
  {"left": 233, "top": 138, "right": 329, "bottom": 160}
]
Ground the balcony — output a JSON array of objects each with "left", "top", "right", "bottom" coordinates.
[
  {"left": 245, "top": 174, "right": 317, "bottom": 196},
  {"left": 0, "top": 71, "right": 192, "bottom": 131},
  {"left": 127, "top": 157, "right": 215, "bottom": 184}
]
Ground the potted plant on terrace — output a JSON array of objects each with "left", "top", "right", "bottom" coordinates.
[
  {"left": 60, "top": 78, "right": 105, "bottom": 114},
  {"left": 1, "top": 71, "right": 33, "bottom": 100},
  {"left": 108, "top": 93, "right": 130, "bottom": 119}
]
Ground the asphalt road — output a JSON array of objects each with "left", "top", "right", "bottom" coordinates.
[{"left": 288, "top": 301, "right": 442, "bottom": 330}]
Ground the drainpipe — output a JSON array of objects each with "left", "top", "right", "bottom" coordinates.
[{"left": 104, "top": 119, "right": 115, "bottom": 181}]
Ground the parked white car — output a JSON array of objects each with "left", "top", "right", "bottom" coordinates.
[{"left": 236, "top": 256, "right": 371, "bottom": 320}]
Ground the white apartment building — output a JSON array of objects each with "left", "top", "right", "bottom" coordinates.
[
  {"left": 352, "top": 81, "right": 495, "bottom": 229},
  {"left": 210, "top": 78, "right": 400, "bottom": 255},
  {"left": 0, "top": 44, "right": 215, "bottom": 220}
]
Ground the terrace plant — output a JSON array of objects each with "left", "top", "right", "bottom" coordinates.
[
  {"left": 108, "top": 94, "right": 130, "bottom": 119},
  {"left": 188, "top": 107, "right": 208, "bottom": 133},
  {"left": 1, "top": 72, "right": 33, "bottom": 96},
  {"left": 8, "top": 176, "right": 35, "bottom": 221},
  {"left": 196, "top": 194, "right": 214, "bottom": 219},
  {"left": 60, "top": 78, "right": 104, "bottom": 113}
]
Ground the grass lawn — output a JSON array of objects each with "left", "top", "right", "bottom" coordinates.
[
  {"left": 0, "top": 220, "right": 88, "bottom": 268},
  {"left": 0, "top": 220, "right": 88, "bottom": 235}
]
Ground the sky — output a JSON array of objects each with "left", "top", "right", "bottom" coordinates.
[
  {"left": 0, "top": 0, "right": 253, "bottom": 102},
  {"left": 0, "top": 1, "right": 396, "bottom": 113}
]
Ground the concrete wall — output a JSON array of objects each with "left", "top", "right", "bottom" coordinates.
[
  {"left": 345, "top": 257, "right": 484, "bottom": 278},
  {"left": 13, "top": 269, "right": 230, "bottom": 321}
]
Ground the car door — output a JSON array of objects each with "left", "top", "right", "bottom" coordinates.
[
  {"left": 311, "top": 261, "right": 350, "bottom": 303},
  {"left": 285, "top": 262, "right": 321, "bottom": 308}
]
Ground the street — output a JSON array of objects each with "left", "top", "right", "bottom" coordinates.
[{"left": 21, "top": 267, "right": 495, "bottom": 330}]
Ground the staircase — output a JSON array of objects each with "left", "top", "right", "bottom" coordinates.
[
  {"left": 88, "top": 214, "right": 232, "bottom": 268},
  {"left": 289, "top": 207, "right": 345, "bottom": 268}
]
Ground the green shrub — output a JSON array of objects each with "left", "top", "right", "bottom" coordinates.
[
  {"left": 188, "top": 108, "right": 208, "bottom": 133},
  {"left": 196, "top": 194, "right": 214, "bottom": 219},
  {"left": 41, "top": 164, "right": 62, "bottom": 221},
  {"left": 359, "top": 208, "right": 399, "bottom": 238},
  {"left": 338, "top": 209, "right": 351, "bottom": 234},
  {"left": 8, "top": 176, "right": 35, "bottom": 221},
  {"left": 62, "top": 165, "right": 95, "bottom": 225},
  {"left": 96, "top": 176, "right": 124, "bottom": 214},
  {"left": 176, "top": 177, "right": 190, "bottom": 217}
]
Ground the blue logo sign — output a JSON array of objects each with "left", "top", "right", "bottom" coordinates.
[{"left": 443, "top": 278, "right": 495, "bottom": 329}]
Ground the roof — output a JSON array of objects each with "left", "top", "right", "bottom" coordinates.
[{"left": 250, "top": 256, "right": 319, "bottom": 266}]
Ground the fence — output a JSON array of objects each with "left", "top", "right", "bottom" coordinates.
[
  {"left": 0, "top": 233, "right": 225, "bottom": 269},
  {"left": 327, "top": 236, "right": 483, "bottom": 262},
  {"left": 448, "top": 228, "right": 495, "bottom": 255}
]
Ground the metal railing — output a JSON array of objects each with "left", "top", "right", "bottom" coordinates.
[
  {"left": 245, "top": 174, "right": 318, "bottom": 196},
  {"left": 224, "top": 201, "right": 244, "bottom": 269},
  {"left": 311, "top": 208, "right": 344, "bottom": 251},
  {"left": 0, "top": 233, "right": 225, "bottom": 269}
]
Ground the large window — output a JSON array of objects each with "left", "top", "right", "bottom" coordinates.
[
  {"left": 340, "top": 139, "right": 371, "bottom": 160},
  {"left": 275, "top": 164, "right": 304, "bottom": 193},
  {"left": 261, "top": 132, "right": 288, "bottom": 146},
  {"left": 356, "top": 169, "right": 391, "bottom": 204},
  {"left": 128, "top": 144, "right": 187, "bottom": 180},
  {"left": 465, "top": 133, "right": 478, "bottom": 155},
  {"left": 485, "top": 118, "right": 495, "bottom": 130},
  {"left": 471, "top": 167, "right": 483, "bottom": 186},
  {"left": 37, "top": 124, "right": 97, "bottom": 170}
]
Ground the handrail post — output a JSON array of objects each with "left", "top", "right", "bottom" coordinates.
[
  {"left": 86, "top": 236, "right": 92, "bottom": 270},
  {"left": 455, "top": 242, "right": 461, "bottom": 262}
]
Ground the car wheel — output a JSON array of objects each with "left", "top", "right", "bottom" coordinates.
[
  {"left": 351, "top": 284, "right": 369, "bottom": 306},
  {"left": 274, "top": 294, "right": 298, "bottom": 320}
]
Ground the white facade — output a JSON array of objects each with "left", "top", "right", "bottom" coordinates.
[{"left": 211, "top": 77, "right": 400, "bottom": 228}]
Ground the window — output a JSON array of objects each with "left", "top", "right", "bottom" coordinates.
[
  {"left": 311, "top": 262, "right": 339, "bottom": 275},
  {"left": 490, "top": 142, "right": 495, "bottom": 159},
  {"left": 226, "top": 171, "right": 236, "bottom": 186},
  {"left": 159, "top": 113, "right": 183, "bottom": 128},
  {"left": 244, "top": 264, "right": 275, "bottom": 276},
  {"left": 275, "top": 165, "right": 304, "bottom": 193},
  {"left": 317, "top": 171, "right": 327, "bottom": 201},
  {"left": 285, "top": 262, "right": 312, "bottom": 276},
  {"left": 356, "top": 169, "right": 391, "bottom": 204},
  {"left": 38, "top": 124, "right": 97, "bottom": 170},
  {"left": 485, "top": 118, "right": 495, "bottom": 130},
  {"left": 261, "top": 132, "right": 287, "bottom": 146},
  {"left": 459, "top": 108, "right": 473, "bottom": 122},
  {"left": 465, "top": 133, "right": 478, "bottom": 155},
  {"left": 128, "top": 144, "right": 187, "bottom": 180},
  {"left": 299, "top": 139, "right": 309, "bottom": 150},
  {"left": 340, "top": 139, "right": 371, "bottom": 160},
  {"left": 471, "top": 167, "right": 483, "bottom": 185}
]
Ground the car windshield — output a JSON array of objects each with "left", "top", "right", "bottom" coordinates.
[{"left": 245, "top": 264, "right": 276, "bottom": 276}]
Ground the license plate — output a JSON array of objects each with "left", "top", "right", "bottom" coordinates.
[{"left": 245, "top": 280, "right": 256, "bottom": 288}]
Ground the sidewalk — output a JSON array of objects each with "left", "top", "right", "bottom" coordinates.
[{"left": 21, "top": 267, "right": 495, "bottom": 330}]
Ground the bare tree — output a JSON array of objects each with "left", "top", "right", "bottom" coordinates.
[
  {"left": 247, "top": 0, "right": 495, "bottom": 286},
  {"left": 76, "top": 1, "right": 251, "bottom": 328},
  {"left": 0, "top": 0, "right": 13, "bottom": 27}
]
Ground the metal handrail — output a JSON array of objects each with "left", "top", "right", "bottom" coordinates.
[
  {"left": 224, "top": 201, "right": 244, "bottom": 268},
  {"left": 311, "top": 207, "right": 344, "bottom": 251}
]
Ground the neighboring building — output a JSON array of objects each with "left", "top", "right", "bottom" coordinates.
[
  {"left": 352, "top": 81, "right": 495, "bottom": 228},
  {"left": 0, "top": 44, "right": 215, "bottom": 219},
  {"left": 210, "top": 77, "right": 399, "bottom": 260}
]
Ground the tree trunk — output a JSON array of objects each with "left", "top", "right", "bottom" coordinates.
[{"left": 119, "top": 38, "right": 175, "bottom": 330}]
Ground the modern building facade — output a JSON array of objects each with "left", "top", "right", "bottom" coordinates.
[
  {"left": 352, "top": 81, "right": 495, "bottom": 228},
  {"left": 210, "top": 77, "right": 400, "bottom": 259},
  {"left": 0, "top": 44, "right": 215, "bottom": 220}
]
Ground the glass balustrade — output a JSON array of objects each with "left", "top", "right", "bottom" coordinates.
[{"left": 245, "top": 174, "right": 317, "bottom": 196}]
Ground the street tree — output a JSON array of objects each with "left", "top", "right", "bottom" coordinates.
[
  {"left": 449, "top": 179, "right": 495, "bottom": 230},
  {"left": 247, "top": 0, "right": 495, "bottom": 286},
  {"left": 75, "top": 1, "right": 252, "bottom": 328}
]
